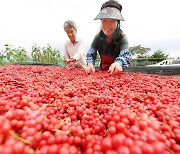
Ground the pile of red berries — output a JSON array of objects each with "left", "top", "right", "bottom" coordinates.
[{"left": 0, "top": 65, "right": 179, "bottom": 154}]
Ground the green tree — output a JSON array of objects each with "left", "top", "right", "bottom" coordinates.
[
  {"left": 0, "top": 49, "right": 6, "bottom": 65},
  {"left": 3, "top": 45, "right": 28, "bottom": 63},
  {"left": 41, "top": 45, "right": 61, "bottom": 64},
  {"left": 32, "top": 44, "right": 42, "bottom": 61},
  {"left": 150, "top": 49, "right": 168, "bottom": 60},
  {"left": 4, "top": 45, "right": 15, "bottom": 63},
  {"left": 13, "top": 47, "right": 28, "bottom": 62},
  {"left": 31, "top": 44, "right": 61, "bottom": 64},
  {"left": 129, "top": 45, "right": 150, "bottom": 59}
]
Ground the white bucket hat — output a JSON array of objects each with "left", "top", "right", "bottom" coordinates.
[{"left": 94, "top": 0, "right": 124, "bottom": 21}]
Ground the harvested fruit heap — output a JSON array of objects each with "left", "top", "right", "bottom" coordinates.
[{"left": 0, "top": 65, "right": 180, "bottom": 154}]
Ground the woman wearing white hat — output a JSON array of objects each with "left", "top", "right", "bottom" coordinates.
[{"left": 86, "top": 0, "right": 132, "bottom": 74}]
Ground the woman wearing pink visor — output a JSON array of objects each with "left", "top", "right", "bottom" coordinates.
[{"left": 86, "top": 0, "right": 132, "bottom": 74}]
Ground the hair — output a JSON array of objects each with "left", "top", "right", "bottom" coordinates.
[
  {"left": 64, "top": 20, "right": 77, "bottom": 32},
  {"left": 101, "top": 0, "right": 122, "bottom": 12}
]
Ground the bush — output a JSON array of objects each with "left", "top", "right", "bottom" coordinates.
[
  {"left": 1, "top": 44, "right": 28, "bottom": 64},
  {"left": 31, "top": 44, "right": 61, "bottom": 64},
  {"left": 0, "top": 44, "right": 63, "bottom": 66}
]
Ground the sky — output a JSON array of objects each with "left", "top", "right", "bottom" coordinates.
[{"left": 0, "top": 0, "right": 180, "bottom": 58}]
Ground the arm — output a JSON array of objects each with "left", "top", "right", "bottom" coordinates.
[
  {"left": 85, "top": 48, "right": 97, "bottom": 73},
  {"left": 64, "top": 42, "right": 75, "bottom": 66},
  {"left": 109, "top": 49, "right": 132, "bottom": 74},
  {"left": 115, "top": 34, "right": 132, "bottom": 69},
  {"left": 86, "top": 34, "right": 99, "bottom": 65},
  {"left": 85, "top": 34, "right": 100, "bottom": 73},
  {"left": 115, "top": 49, "right": 132, "bottom": 69},
  {"left": 109, "top": 34, "right": 132, "bottom": 74},
  {"left": 64, "top": 42, "right": 70, "bottom": 61},
  {"left": 86, "top": 48, "right": 97, "bottom": 65}
]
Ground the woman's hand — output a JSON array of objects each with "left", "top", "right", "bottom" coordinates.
[
  {"left": 86, "top": 63, "right": 95, "bottom": 74},
  {"left": 108, "top": 62, "right": 123, "bottom": 74}
]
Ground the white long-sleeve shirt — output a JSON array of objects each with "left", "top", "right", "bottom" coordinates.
[{"left": 64, "top": 36, "right": 87, "bottom": 69}]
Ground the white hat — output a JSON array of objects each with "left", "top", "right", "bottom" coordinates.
[
  {"left": 95, "top": 7, "right": 124, "bottom": 21},
  {"left": 94, "top": 0, "right": 124, "bottom": 21}
]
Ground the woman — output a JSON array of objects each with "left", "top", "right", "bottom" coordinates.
[{"left": 86, "top": 0, "right": 132, "bottom": 74}]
